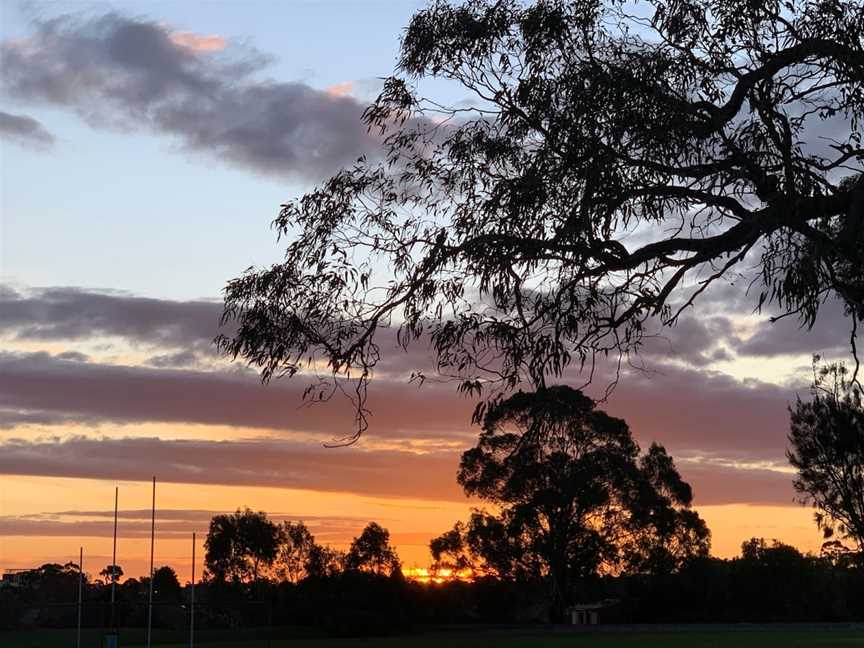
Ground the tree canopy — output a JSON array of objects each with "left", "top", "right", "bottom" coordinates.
[
  {"left": 220, "top": 0, "right": 864, "bottom": 441},
  {"left": 204, "top": 508, "right": 282, "bottom": 584},
  {"left": 304, "top": 544, "right": 346, "bottom": 580},
  {"left": 275, "top": 521, "right": 317, "bottom": 583},
  {"left": 788, "top": 360, "right": 864, "bottom": 554},
  {"left": 431, "top": 386, "right": 709, "bottom": 618},
  {"left": 6, "top": 534, "right": 864, "bottom": 627},
  {"left": 151, "top": 565, "right": 182, "bottom": 602},
  {"left": 345, "top": 522, "right": 402, "bottom": 576},
  {"left": 99, "top": 564, "right": 123, "bottom": 585}
]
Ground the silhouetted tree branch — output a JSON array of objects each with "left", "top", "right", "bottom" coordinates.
[
  {"left": 788, "top": 358, "right": 864, "bottom": 554},
  {"left": 220, "top": 0, "right": 864, "bottom": 440},
  {"left": 275, "top": 521, "right": 316, "bottom": 584}
]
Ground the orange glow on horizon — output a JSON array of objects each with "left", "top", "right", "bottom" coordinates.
[
  {"left": 0, "top": 475, "right": 827, "bottom": 584},
  {"left": 402, "top": 566, "right": 474, "bottom": 584}
]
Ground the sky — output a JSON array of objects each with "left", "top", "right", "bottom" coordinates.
[{"left": 0, "top": 0, "right": 857, "bottom": 582}]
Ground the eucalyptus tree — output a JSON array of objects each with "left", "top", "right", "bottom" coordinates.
[
  {"left": 789, "top": 360, "right": 864, "bottom": 554},
  {"left": 204, "top": 508, "right": 282, "bottom": 585},
  {"left": 432, "top": 386, "right": 710, "bottom": 619},
  {"left": 345, "top": 522, "right": 402, "bottom": 576},
  {"left": 220, "top": 0, "right": 864, "bottom": 440},
  {"left": 275, "top": 521, "right": 317, "bottom": 583}
]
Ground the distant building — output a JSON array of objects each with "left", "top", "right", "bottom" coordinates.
[
  {"left": 568, "top": 599, "right": 620, "bottom": 625},
  {"left": 1, "top": 568, "right": 33, "bottom": 588}
]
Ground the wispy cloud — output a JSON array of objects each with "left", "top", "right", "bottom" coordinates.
[
  {"left": 0, "top": 435, "right": 463, "bottom": 501},
  {"left": 0, "top": 435, "right": 796, "bottom": 506},
  {"left": 0, "top": 284, "right": 814, "bottom": 457},
  {"left": 0, "top": 283, "right": 820, "bottom": 507},
  {"left": 1, "top": 508, "right": 372, "bottom": 539},
  {"left": 0, "top": 350, "right": 477, "bottom": 439}
]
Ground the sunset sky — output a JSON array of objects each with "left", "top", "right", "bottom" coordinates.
[{"left": 0, "top": 1, "right": 856, "bottom": 582}]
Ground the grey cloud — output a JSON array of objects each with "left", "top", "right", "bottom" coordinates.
[
  {"left": 684, "top": 272, "right": 858, "bottom": 360},
  {"left": 0, "top": 110, "right": 55, "bottom": 149},
  {"left": 733, "top": 298, "right": 855, "bottom": 358},
  {"left": 0, "top": 350, "right": 478, "bottom": 439},
  {"left": 0, "top": 346, "right": 804, "bottom": 463},
  {"left": 0, "top": 285, "right": 20, "bottom": 300},
  {"left": 708, "top": 348, "right": 733, "bottom": 362},
  {"left": 639, "top": 315, "right": 735, "bottom": 367},
  {"left": 145, "top": 349, "right": 201, "bottom": 368},
  {"left": 0, "top": 14, "right": 379, "bottom": 179},
  {"left": 0, "top": 285, "right": 439, "bottom": 376},
  {"left": 0, "top": 435, "right": 799, "bottom": 507},
  {"left": 8, "top": 281, "right": 846, "bottom": 388},
  {"left": 590, "top": 361, "right": 804, "bottom": 463},
  {"left": 0, "top": 286, "right": 224, "bottom": 350},
  {"left": 1, "top": 508, "right": 373, "bottom": 540},
  {"left": 637, "top": 281, "right": 857, "bottom": 363},
  {"left": 0, "top": 517, "right": 206, "bottom": 539},
  {"left": 676, "top": 461, "right": 796, "bottom": 506},
  {"left": 56, "top": 351, "right": 90, "bottom": 362},
  {"left": 0, "top": 409, "right": 99, "bottom": 429},
  {"left": 0, "top": 435, "right": 464, "bottom": 501},
  {"left": 697, "top": 279, "right": 761, "bottom": 314},
  {"left": 32, "top": 508, "right": 369, "bottom": 524},
  {"left": 0, "top": 284, "right": 822, "bottom": 465}
]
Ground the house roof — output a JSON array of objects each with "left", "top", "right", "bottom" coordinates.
[{"left": 568, "top": 598, "right": 620, "bottom": 611}]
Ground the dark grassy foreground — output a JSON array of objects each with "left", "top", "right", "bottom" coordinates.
[{"left": 5, "top": 625, "right": 864, "bottom": 648}]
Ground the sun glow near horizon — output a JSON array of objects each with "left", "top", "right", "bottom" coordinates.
[{"left": 0, "top": 471, "right": 825, "bottom": 584}]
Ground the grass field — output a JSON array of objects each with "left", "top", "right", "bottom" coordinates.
[{"left": 5, "top": 626, "right": 864, "bottom": 648}]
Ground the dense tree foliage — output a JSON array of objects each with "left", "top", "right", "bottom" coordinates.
[
  {"left": 789, "top": 360, "right": 864, "bottom": 553},
  {"left": 345, "top": 522, "right": 402, "bottom": 576},
  {"left": 10, "top": 562, "right": 86, "bottom": 603},
  {"left": 616, "top": 537, "right": 864, "bottom": 623},
  {"left": 98, "top": 564, "right": 123, "bottom": 586},
  {"left": 204, "top": 508, "right": 282, "bottom": 584},
  {"left": 275, "top": 521, "right": 317, "bottom": 583},
  {"left": 151, "top": 566, "right": 182, "bottom": 602},
  {"left": 220, "top": 0, "right": 864, "bottom": 440},
  {"left": 5, "top": 536, "right": 864, "bottom": 632},
  {"left": 432, "top": 386, "right": 709, "bottom": 618},
  {"left": 430, "top": 512, "right": 528, "bottom": 580},
  {"left": 305, "top": 544, "right": 347, "bottom": 580}
]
